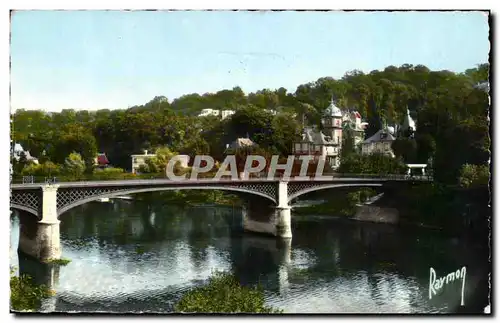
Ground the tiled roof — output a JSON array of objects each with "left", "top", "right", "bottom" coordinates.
[
  {"left": 362, "top": 129, "right": 396, "bottom": 144},
  {"left": 97, "top": 153, "right": 109, "bottom": 165},
  {"left": 301, "top": 127, "right": 333, "bottom": 145},
  {"left": 228, "top": 138, "right": 257, "bottom": 149}
]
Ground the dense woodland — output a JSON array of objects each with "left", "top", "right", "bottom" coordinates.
[{"left": 11, "top": 63, "right": 490, "bottom": 187}]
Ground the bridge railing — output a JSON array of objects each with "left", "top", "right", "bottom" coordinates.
[{"left": 11, "top": 172, "right": 433, "bottom": 184}]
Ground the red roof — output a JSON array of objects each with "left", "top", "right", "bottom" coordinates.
[{"left": 97, "top": 153, "right": 109, "bottom": 165}]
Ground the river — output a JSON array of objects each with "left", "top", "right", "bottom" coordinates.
[{"left": 10, "top": 196, "right": 488, "bottom": 314}]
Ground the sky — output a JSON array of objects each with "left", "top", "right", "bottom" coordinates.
[{"left": 10, "top": 10, "right": 490, "bottom": 112}]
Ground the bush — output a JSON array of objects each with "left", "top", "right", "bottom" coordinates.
[
  {"left": 10, "top": 268, "right": 53, "bottom": 312},
  {"left": 338, "top": 153, "right": 407, "bottom": 175},
  {"left": 21, "top": 161, "right": 61, "bottom": 177},
  {"left": 459, "top": 163, "right": 490, "bottom": 188},
  {"left": 174, "top": 272, "right": 282, "bottom": 313},
  {"left": 63, "top": 152, "right": 86, "bottom": 177}
]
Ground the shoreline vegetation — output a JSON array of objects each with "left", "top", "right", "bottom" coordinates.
[
  {"left": 174, "top": 271, "right": 282, "bottom": 313},
  {"left": 10, "top": 268, "right": 54, "bottom": 312}
]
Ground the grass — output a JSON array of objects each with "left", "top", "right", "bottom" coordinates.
[{"left": 46, "top": 258, "right": 71, "bottom": 266}]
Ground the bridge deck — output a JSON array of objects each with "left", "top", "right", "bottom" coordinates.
[{"left": 10, "top": 176, "right": 431, "bottom": 190}]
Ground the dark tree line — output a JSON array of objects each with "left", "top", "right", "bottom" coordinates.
[{"left": 11, "top": 63, "right": 490, "bottom": 186}]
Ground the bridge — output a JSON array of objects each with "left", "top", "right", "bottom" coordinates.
[{"left": 10, "top": 175, "right": 431, "bottom": 263}]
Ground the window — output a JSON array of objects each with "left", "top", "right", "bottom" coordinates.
[{"left": 295, "top": 143, "right": 301, "bottom": 152}]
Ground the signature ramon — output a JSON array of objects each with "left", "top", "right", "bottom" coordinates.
[{"left": 429, "top": 266, "right": 467, "bottom": 306}]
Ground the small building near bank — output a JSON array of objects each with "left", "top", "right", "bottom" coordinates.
[
  {"left": 94, "top": 153, "right": 109, "bottom": 168},
  {"left": 361, "top": 129, "right": 397, "bottom": 157},
  {"left": 131, "top": 150, "right": 157, "bottom": 174}
]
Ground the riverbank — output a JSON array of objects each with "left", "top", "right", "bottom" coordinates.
[
  {"left": 135, "top": 190, "right": 244, "bottom": 208},
  {"left": 291, "top": 183, "right": 489, "bottom": 239}
]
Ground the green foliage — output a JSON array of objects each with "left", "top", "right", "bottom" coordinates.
[
  {"left": 21, "top": 161, "right": 61, "bottom": 177},
  {"left": 47, "top": 258, "right": 71, "bottom": 266},
  {"left": 94, "top": 167, "right": 125, "bottom": 174},
  {"left": 338, "top": 153, "right": 407, "bottom": 175},
  {"left": 459, "top": 163, "right": 490, "bottom": 188},
  {"left": 63, "top": 152, "right": 86, "bottom": 177},
  {"left": 10, "top": 268, "right": 54, "bottom": 312},
  {"left": 391, "top": 137, "right": 418, "bottom": 163},
  {"left": 174, "top": 272, "right": 282, "bottom": 313}
]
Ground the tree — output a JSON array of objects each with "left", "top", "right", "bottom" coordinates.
[
  {"left": 63, "top": 152, "right": 86, "bottom": 178},
  {"left": 391, "top": 137, "right": 417, "bottom": 163},
  {"left": 51, "top": 124, "right": 98, "bottom": 172},
  {"left": 459, "top": 164, "right": 490, "bottom": 188}
]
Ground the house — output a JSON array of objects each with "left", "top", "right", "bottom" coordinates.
[
  {"left": 342, "top": 110, "right": 369, "bottom": 148},
  {"left": 12, "top": 143, "right": 39, "bottom": 164},
  {"left": 475, "top": 81, "right": 490, "bottom": 92},
  {"left": 361, "top": 129, "right": 397, "bottom": 157},
  {"left": 225, "top": 137, "right": 257, "bottom": 152},
  {"left": 292, "top": 98, "right": 343, "bottom": 169},
  {"left": 94, "top": 153, "right": 109, "bottom": 168},
  {"left": 221, "top": 110, "right": 235, "bottom": 119},
  {"left": 400, "top": 108, "right": 417, "bottom": 137},
  {"left": 198, "top": 109, "right": 235, "bottom": 120},
  {"left": 131, "top": 150, "right": 157, "bottom": 174},
  {"left": 361, "top": 108, "right": 417, "bottom": 158}
]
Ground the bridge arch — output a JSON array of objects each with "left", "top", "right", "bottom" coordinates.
[
  {"left": 288, "top": 183, "right": 383, "bottom": 204},
  {"left": 57, "top": 186, "right": 277, "bottom": 216},
  {"left": 9, "top": 204, "right": 39, "bottom": 218}
]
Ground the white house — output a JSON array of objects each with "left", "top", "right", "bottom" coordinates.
[
  {"left": 12, "top": 143, "right": 39, "bottom": 164},
  {"left": 198, "top": 109, "right": 235, "bottom": 120},
  {"left": 361, "top": 129, "right": 397, "bottom": 157},
  {"left": 131, "top": 150, "right": 157, "bottom": 174}
]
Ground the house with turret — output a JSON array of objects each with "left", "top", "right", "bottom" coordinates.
[
  {"left": 292, "top": 98, "right": 344, "bottom": 169},
  {"left": 361, "top": 108, "right": 417, "bottom": 157}
]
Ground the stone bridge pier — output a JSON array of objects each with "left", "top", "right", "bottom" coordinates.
[
  {"left": 241, "top": 182, "right": 292, "bottom": 239},
  {"left": 17, "top": 185, "right": 61, "bottom": 263},
  {"left": 18, "top": 251, "right": 60, "bottom": 312}
]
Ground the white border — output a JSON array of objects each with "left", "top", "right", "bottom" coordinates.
[{"left": 2, "top": 1, "right": 497, "bottom": 322}]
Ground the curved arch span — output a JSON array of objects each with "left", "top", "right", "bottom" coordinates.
[
  {"left": 288, "top": 183, "right": 383, "bottom": 204},
  {"left": 57, "top": 186, "right": 277, "bottom": 216},
  {"left": 10, "top": 203, "right": 39, "bottom": 218}
]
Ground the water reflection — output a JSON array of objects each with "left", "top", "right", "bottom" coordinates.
[{"left": 10, "top": 198, "right": 488, "bottom": 313}]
